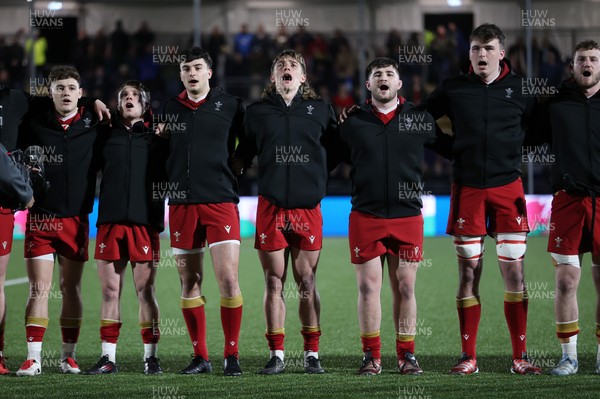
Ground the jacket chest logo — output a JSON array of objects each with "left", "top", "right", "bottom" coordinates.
[
  {"left": 505, "top": 88, "right": 513, "bottom": 98},
  {"left": 306, "top": 105, "right": 314, "bottom": 115},
  {"left": 83, "top": 117, "right": 91, "bottom": 128},
  {"left": 214, "top": 101, "right": 222, "bottom": 111}
]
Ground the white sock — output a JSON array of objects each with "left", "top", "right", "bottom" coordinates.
[
  {"left": 561, "top": 335, "right": 577, "bottom": 361},
  {"left": 102, "top": 342, "right": 117, "bottom": 363},
  {"left": 270, "top": 350, "right": 284, "bottom": 361},
  {"left": 27, "top": 342, "right": 42, "bottom": 363},
  {"left": 144, "top": 343, "right": 157, "bottom": 360},
  {"left": 62, "top": 342, "right": 76, "bottom": 360},
  {"left": 304, "top": 351, "right": 319, "bottom": 360}
]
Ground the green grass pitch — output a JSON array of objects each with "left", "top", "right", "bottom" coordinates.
[{"left": 3, "top": 237, "right": 600, "bottom": 398}]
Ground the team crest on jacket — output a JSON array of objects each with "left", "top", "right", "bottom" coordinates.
[
  {"left": 83, "top": 117, "right": 91, "bottom": 128},
  {"left": 306, "top": 105, "right": 314, "bottom": 115},
  {"left": 214, "top": 101, "right": 222, "bottom": 111},
  {"left": 505, "top": 88, "right": 513, "bottom": 99}
]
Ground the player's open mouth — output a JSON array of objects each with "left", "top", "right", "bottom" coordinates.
[
  {"left": 62, "top": 99, "right": 71, "bottom": 104},
  {"left": 125, "top": 102, "right": 134, "bottom": 109},
  {"left": 379, "top": 84, "right": 389, "bottom": 91},
  {"left": 583, "top": 70, "right": 592, "bottom": 77},
  {"left": 282, "top": 73, "right": 293, "bottom": 82},
  {"left": 478, "top": 61, "right": 487, "bottom": 66},
  {"left": 189, "top": 79, "right": 199, "bottom": 84}
]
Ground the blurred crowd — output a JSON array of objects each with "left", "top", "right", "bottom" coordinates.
[{"left": 0, "top": 21, "right": 566, "bottom": 195}]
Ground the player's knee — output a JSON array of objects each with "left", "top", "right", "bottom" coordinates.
[
  {"left": 265, "top": 275, "right": 284, "bottom": 293},
  {"left": 296, "top": 273, "right": 315, "bottom": 292},
  {"left": 102, "top": 284, "right": 120, "bottom": 302},
  {"left": 454, "top": 236, "right": 484, "bottom": 261},
  {"left": 555, "top": 276, "right": 578, "bottom": 294},
  {"left": 396, "top": 279, "right": 415, "bottom": 299},
  {"left": 496, "top": 233, "right": 527, "bottom": 261}
]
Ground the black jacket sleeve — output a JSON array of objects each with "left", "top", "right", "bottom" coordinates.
[
  {"left": 0, "top": 143, "right": 33, "bottom": 209},
  {"left": 235, "top": 107, "right": 259, "bottom": 168},
  {"left": 321, "top": 104, "right": 346, "bottom": 172}
]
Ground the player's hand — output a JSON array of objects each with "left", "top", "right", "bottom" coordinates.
[
  {"left": 94, "top": 99, "right": 111, "bottom": 124},
  {"left": 25, "top": 196, "right": 35, "bottom": 209},
  {"left": 338, "top": 104, "right": 357, "bottom": 124},
  {"left": 154, "top": 122, "right": 170, "bottom": 138},
  {"left": 229, "top": 155, "right": 245, "bottom": 176}
]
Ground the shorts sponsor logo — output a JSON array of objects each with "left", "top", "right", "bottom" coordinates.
[{"left": 554, "top": 237, "right": 562, "bottom": 248}]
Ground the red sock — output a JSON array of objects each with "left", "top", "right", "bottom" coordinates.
[
  {"left": 301, "top": 330, "right": 321, "bottom": 352},
  {"left": 505, "top": 297, "right": 528, "bottom": 359},
  {"left": 457, "top": 301, "right": 481, "bottom": 359},
  {"left": 26, "top": 325, "right": 46, "bottom": 343},
  {"left": 221, "top": 303, "right": 242, "bottom": 358},
  {"left": 265, "top": 333, "right": 285, "bottom": 351},
  {"left": 361, "top": 335, "right": 381, "bottom": 359},
  {"left": 141, "top": 327, "right": 160, "bottom": 344},
  {"left": 396, "top": 339, "right": 415, "bottom": 358},
  {"left": 100, "top": 322, "right": 122, "bottom": 344},
  {"left": 182, "top": 306, "right": 208, "bottom": 359},
  {"left": 61, "top": 327, "right": 80, "bottom": 344}
]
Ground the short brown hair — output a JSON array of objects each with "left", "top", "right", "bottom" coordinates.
[
  {"left": 573, "top": 40, "right": 600, "bottom": 58},
  {"left": 469, "top": 23, "right": 505, "bottom": 48},
  {"left": 48, "top": 65, "right": 81, "bottom": 86}
]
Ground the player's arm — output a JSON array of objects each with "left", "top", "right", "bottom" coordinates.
[
  {"left": 0, "top": 143, "right": 34, "bottom": 209},
  {"left": 233, "top": 107, "right": 258, "bottom": 175},
  {"left": 322, "top": 104, "right": 348, "bottom": 171},
  {"left": 228, "top": 98, "right": 247, "bottom": 176}
]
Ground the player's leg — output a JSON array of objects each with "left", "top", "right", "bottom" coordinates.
[
  {"left": 592, "top": 254, "right": 600, "bottom": 373},
  {"left": 203, "top": 203, "right": 244, "bottom": 376},
  {"left": 177, "top": 250, "right": 212, "bottom": 374},
  {"left": 170, "top": 204, "right": 212, "bottom": 374},
  {"left": 86, "top": 259, "right": 127, "bottom": 374},
  {"left": 0, "top": 209, "right": 13, "bottom": 374},
  {"left": 132, "top": 260, "right": 161, "bottom": 374},
  {"left": 355, "top": 256, "right": 384, "bottom": 375},
  {"left": 451, "top": 235, "right": 484, "bottom": 375},
  {"left": 388, "top": 254, "right": 422, "bottom": 375},
  {"left": 17, "top": 256, "right": 53, "bottom": 376},
  {"left": 57, "top": 255, "right": 85, "bottom": 374},
  {"left": 210, "top": 242, "right": 243, "bottom": 376},
  {"left": 258, "top": 248, "right": 287, "bottom": 374},
  {"left": 550, "top": 254, "right": 582, "bottom": 375},
  {"left": 495, "top": 232, "right": 540, "bottom": 373},
  {"left": 290, "top": 247, "right": 324, "bottom": 373}
]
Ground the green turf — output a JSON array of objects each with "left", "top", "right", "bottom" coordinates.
[{"left": 3, "top": 237, "right": 600, "bottom": 398}]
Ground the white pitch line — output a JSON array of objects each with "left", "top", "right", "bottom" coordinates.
[{"left": 5, "top": 277, "right": 29, "bottom": 287}]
